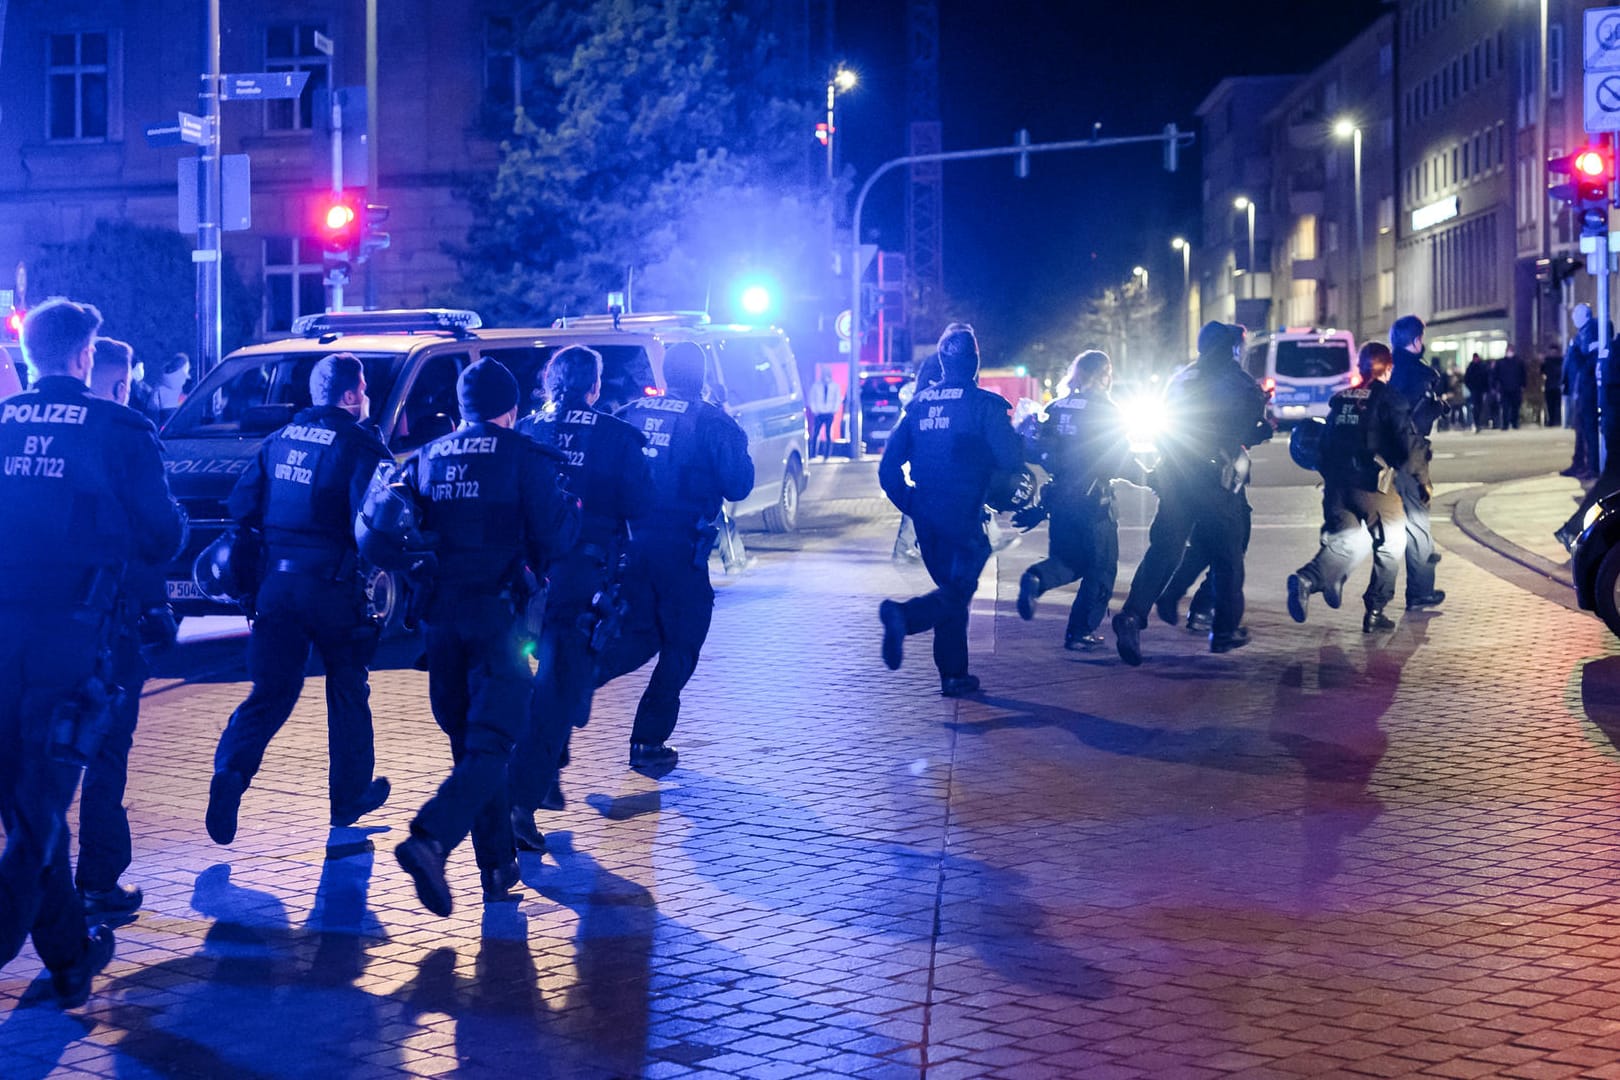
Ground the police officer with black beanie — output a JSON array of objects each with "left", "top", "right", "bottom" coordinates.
[
  {"left": 1113, "top": 321, "right": 1271, "bottom": 664},
  {"left": 508, "top": 346, "right": 649, "bottom": 851},
  {"left": 206, "top": 353, "right": 392, "bottom": 846},
  {"left": 878, "top": 324, "right": 1023, "bottom": 696},
  {"left": 598, "top": 341, "right": 754, "bottom": 769},
  {"left": 395, "top": 358, "right": 579, "bottom": 916},
  {"left": 1387, "top": 314, "right": 1445, "bottom": 609},
  {"left": 0, "top": 298, "right": 185, "bottom": 1006}
]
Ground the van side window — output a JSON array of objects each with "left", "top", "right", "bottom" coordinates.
[
  {"left": 1246, "top": 346, "right": 1268, "bottom": 379},
  {"left": 393, "top": 351, "right": 468, "bottom": 452},
  {"left": 480, "top": 346, "right": 551, "bottom": 415},
  {"left": 715, "top": 338, "right": 785, "bottom": 405}
]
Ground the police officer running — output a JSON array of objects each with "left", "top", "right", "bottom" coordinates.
[
  {"left": 1386, "top": 315, "right": 1446, "bottom": 611},
  {"left": 598, "top": 341, "right": 754, "bottom": 769},
  {"left": 508, "top": 346, "right": 649, "bottom": 853},
  {"left": 0, "top": 299, "right": 185, "bottom": 1006},
  {"left": 878, "top": 324, "right": 1023, "bottom": 696},
  {"left": 1287, "top": 343, "right": 1427, "bottom": 632},
  {"left": 394, "top": 359, "right": 579, "bottom": 916},
  {"left": 1113, "top": 322, "right": 1271, "bottom": 665},
  {"left": 1016, "top": 349, "right": 1141, "bottom": 650},
  {"left": 76, "top": 337, "right": 178, "bottom": 919},
  {"left": 206, "top": 353, "right": 392, "bottom": 845}
]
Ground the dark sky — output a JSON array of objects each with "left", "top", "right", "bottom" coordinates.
[{"left": 834, "top": 0, "right": 1390, "bottom": 358}]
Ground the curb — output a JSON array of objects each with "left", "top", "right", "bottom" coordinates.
[{"left": 1450, "top": 478, "right": 1575, "bottom": 590}]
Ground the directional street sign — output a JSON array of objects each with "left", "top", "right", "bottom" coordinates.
[
  {"left": 1588, "top": 7, "right": 1620, "bottom": 73},
  {"left": 219, "top": 71, "right": 309, "bottom": 101},
  {"left": 144, "top": 111, "right": 209, "bottom": 148}
]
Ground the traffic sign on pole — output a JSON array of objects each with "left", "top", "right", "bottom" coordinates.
[
  {"left": 144, "top": 111, "right": 209, "bottom": 147},
  {"left": 1587, "top": 7, "right": 1620, "bottom": 72},
  {"left": 219, "top": 71, "right": 309, "bottom": 101}
]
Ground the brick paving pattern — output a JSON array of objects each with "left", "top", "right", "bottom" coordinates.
[{"left": 4, "top": 462, "right": 1620, "bottom": 1079}]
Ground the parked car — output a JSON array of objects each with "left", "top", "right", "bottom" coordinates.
[
  {"left": 860, "top": 369, "right": 913, "bottom": 454},
  {"left": 1572, "top": 493, "right": 1620, "bottom": 638},
  {"left": 158, "top": 307, "right": 808, "bottom": 627}
]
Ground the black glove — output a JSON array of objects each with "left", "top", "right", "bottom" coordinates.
[
  {"left": 137, "top": 606, "right": 179, "bottom": 652},
  {"left": 1010, "top": 504, "right": 1048, "bottom": 531}
]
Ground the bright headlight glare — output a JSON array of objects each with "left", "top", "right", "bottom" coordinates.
[{"left": 1118, "top": 396, "right": 1166, "bottom": 454}]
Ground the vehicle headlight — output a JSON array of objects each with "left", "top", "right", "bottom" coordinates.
[
  {"left": 1118, "top": 396, "right": 1165, "bottom": 454},
  {"left": 1583, "top": 502, "right": 1605, "bottom": 533}
]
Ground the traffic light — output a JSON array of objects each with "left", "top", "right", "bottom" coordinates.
[
  {"left": 1574, "top": 146, "right": 1611, "bottom": 205},
  {"left": 314, "top": 191, "right": 361, "bottom": 277},
  {"left": 1549, "top": 146, "right": 1613, "bottom": 238},
  {"left": 4, "top": 309, "right": 22, "bottom": 340},
  {"left": 360, "top": 203, "right": 391, "bottom": 260}
]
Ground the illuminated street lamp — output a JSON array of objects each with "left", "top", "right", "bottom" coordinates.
[
  {"left": 1233, "top": 195, "right": 1256, "bottom": 275},
  {"left": 1333, "top": 117, "right": 1364, "bottom": 341},
  {"left": 1172, "top": 236, "right": 1192, "bottom": 359},
  {"left": 824, "top": 65, "right": 858, "bottom": 183}
]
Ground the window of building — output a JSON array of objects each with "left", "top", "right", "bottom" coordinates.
[
  {"left": 1325, "top": 220, "right": 1339, "bottom": 253},
  {"left": 1451, "top": 146, "right": 1459, "bottom": 186},
  {"left": 483, "top": 16, "right": 521, "bottom": 111},
  {"left": 262, "top": 237, "right": 326, "bottom": 335},
  {"left": 46, "top": 31, "right": 114, "bottom": 142},
  {"left": 1379, "top": 269, "right": 1395, "bottom": 310},
  {"left": 264, "top": 24, "right": 330, "bottom": 132},
  {"left": 1550, "top": 23, "right": 1565, "bottom": 100},
  {"left": 1496, "top": 121, "right": 1506, "bottom": 166},
  {"left": 1378, "top": 196, "right": 1395, "bottom": 233}
]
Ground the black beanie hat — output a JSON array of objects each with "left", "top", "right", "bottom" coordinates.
[
  {"left": 1196, "top": 321, "right": 1244, "bottom": 359},
  {"left": 663, "top": 341, "right": 706, "bottom": 393},
  {"left": 457, "top": 358, "right": 519, "bottom": 421}
]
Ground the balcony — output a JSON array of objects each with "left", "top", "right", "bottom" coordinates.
[{"left": 1290, "top": 257, "right": 1327, "bottom": 281}]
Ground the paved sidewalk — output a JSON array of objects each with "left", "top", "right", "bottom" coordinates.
[{"left": 6, "top": 462, "right": 1620, "bottom": 1078}]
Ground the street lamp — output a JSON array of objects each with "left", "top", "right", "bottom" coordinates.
[
  {"left": 1172, "top": 236, "right": 1191, "bottom": 358},
  {"left": 1233, "top": 196, "right": 1256, "bottom": 276},
  {"left": 825, "top": 65, "right": 858, "bottom": 183},
  {"left": 1333, "top": 118, "right": 1364, "bottom": 341}
]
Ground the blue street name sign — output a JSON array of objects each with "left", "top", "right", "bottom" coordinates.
[{"left": 220, "top": 71, "right": 310, "bottom": 101}]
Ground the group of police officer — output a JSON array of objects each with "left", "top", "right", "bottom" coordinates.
[
  {"left": 878, "top": 314, "right": 1450, "bottom": 690},
  {"left": 0, "top": 299, "right": 752, "bottom": 1002}
]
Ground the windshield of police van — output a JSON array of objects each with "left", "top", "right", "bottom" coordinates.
[
  {"left": 162, "top": 352, "right": 405, "bottom": 437},
  {"left": 1275, "top": 339, "right": 1351, "bottom": 380}
]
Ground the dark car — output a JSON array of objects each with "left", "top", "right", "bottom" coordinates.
[
  {"left": 860, "top": 370, "right": 913, "bottom": 454},
  {"left": 1572, "top": 493, "right": 1620, "bottom": 638}
]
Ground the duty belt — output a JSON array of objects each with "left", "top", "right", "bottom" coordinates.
[{"left": 269, "top": 554, "right": 348, "bottom": 580}]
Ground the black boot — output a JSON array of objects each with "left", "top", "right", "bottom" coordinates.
[{"left": 1363, "top": 608, "right": 1396, "bottom": 633}]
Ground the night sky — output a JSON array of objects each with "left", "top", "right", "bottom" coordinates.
[{"left": 835, "top": 0, "right": 1390, "bottom": 360}]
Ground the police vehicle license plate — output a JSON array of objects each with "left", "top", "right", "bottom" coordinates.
[{"left": 166, "top": 579, "right": 206, "bottom": 601}]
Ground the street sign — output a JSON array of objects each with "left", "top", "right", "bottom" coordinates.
[
  {"left": 834, "top": 308, "right": 853, "bottom": 341},
  {"left": 144, "top": 111, "right": 209, "bottom": 147},
  {"left": 179, "top": 155, "right": 252, "bottom": 233},
  {"left": 219, "top": 71, "right": 309, "bottom": 101},
  {"left": 312, "top": 31, "right": 334, "bottom": 57},
  {"left": 1586, "top": 71, "right": 1620, "bottom": 132},
  {"left": 1587, "top": 7, "right": 1620, "bottom": 72}
]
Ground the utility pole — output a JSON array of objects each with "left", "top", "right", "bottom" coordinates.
[
  {"left": 196, "top": 0, "right": 223, "bottom": 375},
  {"left": 365, "top": 0, "right": 381, "bottom": 309}
]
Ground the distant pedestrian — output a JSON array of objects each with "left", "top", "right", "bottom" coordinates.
[
  {"left": 1542, "top": 348, "right": 1563, "bottom": 427},
  {"left": 147, "top": 352, "right": 190, "bottom": 425},
  {"left": 878, "top": 324, "right": 1022, "bottom": 696},
  {"left": 1566, "top": 304, "right": 1601, "bottom": 479},
  {"left": 1464, "top": 353, "right": 1492, "bottom": 432},
  {"left": 1386, "top": 315, "right": 1445, "bottom": 612},
  {"left": 1494, "top": 347, "right": 1525, "bottom": 430},
  {"left": 1288, "top": 343, "right": 1427, "bottom": 633},
  {"left": 808, "top": 371, "right": 843, "bottom": 460}
]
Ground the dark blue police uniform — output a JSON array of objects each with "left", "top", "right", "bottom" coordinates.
[
  {"left": 0, "top": 375, "right": 184, "bottom": 978},
  {"left": 209, "top": 404, "right": 389, "bottom": 838},
  {"left": 403, "top": 404, "right": 578, "bottom": 904},
  {"left": 510, "top": 396, "right": 648, "bottom": 814},
  {"left": 879, "top": 378, "right": 1023, "bottom": 688},
  {"left": 1387, "top": 346, "right": 1443, "bottom": 603},
  {"left": 597, "top": 387, "right": 754, "bottom": 756},
  {"left": 1116, "top": 343, "right": 1270, "bottom": 658},
  {"left": 1290, "top": 379, "right": 1424, "bottom": 622},
  {"left": 1022, "top": 387, "right": 1137, "bottom": 645}
]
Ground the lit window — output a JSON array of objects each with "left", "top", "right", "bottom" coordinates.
[
  {"left": 264, "top": 24, "right": 330, "bottom": 133},
  {"left": 46, "top": 31, "right": 113, "bottom": 142}
]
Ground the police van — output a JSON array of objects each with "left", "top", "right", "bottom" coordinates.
[
  {"left": 159, "top": 308, "right": 809, "bottom": 627},
  {"left": 1242, "top": 328, "right": 1356, "bottom": 422}
]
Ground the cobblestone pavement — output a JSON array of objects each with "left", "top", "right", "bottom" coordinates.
[{"left": 5, "top": 457, "right": 1620, "bottom": 1079}]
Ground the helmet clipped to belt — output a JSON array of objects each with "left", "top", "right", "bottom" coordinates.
[
  {"left": 354, "top": 461, "right": 436, "bottom": 575},
  {"left": 1288, "top": 417, "right": 1327, "bottom": 473},
  {"left": 986, "top": 465, "right": 1040, "bottom": 513},
  {"left": 193, "top": 528, "right": 264, "bottom": 605}
]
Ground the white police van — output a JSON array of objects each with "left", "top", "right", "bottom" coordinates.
[
  {"left": 158, "top": 309, "right": 807, "bottom": 628},
  {"left": 1242, "top": 328, "right": 1356, "bottom": 422}
]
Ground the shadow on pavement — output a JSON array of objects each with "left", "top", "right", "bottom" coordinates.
[{"left": 1580, "top": 656, "right": 1620, "bottom": 755}]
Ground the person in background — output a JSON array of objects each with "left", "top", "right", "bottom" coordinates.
[
  {"left": 147, "top": 352, "right": 190, "bottom": 425},
  {"left": 1464, "top": 353, "right": 1492, "bottom": 433},
  {"left": 808, "top": 371, "right": 843, "bottom": 461},
  {"left": 1494, "top": 346, "right": 1525, "bottom": 431},
  {"left": 1542, "top": 346, "right": 1563, "bottom": 428}
]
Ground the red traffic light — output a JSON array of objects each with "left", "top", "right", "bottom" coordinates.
[
  {"left": 314, "top": 192, "right": 362, "bottom": 254},
  {"left": 1576, "top": 149, "right": 1608, "bottom": 177},
  {"left": 4, "top": 310, "right": 23, "bottom": 338}
]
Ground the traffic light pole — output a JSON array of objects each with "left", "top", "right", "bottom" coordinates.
[
  {"left": 846, "top": 127, "right": 1191, "bottom": 458},
  {"left": 328, "top": 90, "right": 346, "bottom": 312},
  {"left": 196, "top": 0, "right": 223, "bottom": 376}
]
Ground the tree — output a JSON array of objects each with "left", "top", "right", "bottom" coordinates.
[
  {"left": 456, "top": 0, "right": 832, "bottom": 325},
  {"left": 29, "top": 220, "right": 257, "bottom": 369}
]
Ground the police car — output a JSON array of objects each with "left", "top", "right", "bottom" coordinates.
[
  {"left": 159, "top": 308, "right": 808, "bottom": 626},
  {"left": 1571, "top": 494, "right": 1620, "bottom": 639},
  {"left": 1243, "top": 328, "right": 1356, "bottom": 423}
]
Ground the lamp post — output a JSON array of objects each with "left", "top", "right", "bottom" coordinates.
[
  {"left": 1536, "top": 0, "right": 1550, "bottom": 347},
  {"left": 825, "top": 66, "right": 857, "bottom": 184},
  {"left": 1172, "top": 236, "right": 1191, "bottom": 358},
  {"left": 1233, "top": 196, "right": 1256, "bottom": 278},
  {"left": 1333, "top": 118, "right": 1364, "bottom": 342}
]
